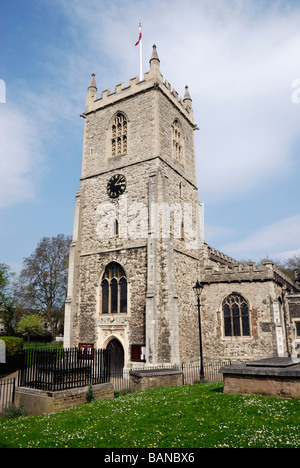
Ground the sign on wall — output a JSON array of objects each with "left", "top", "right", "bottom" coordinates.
[{"left": 78, "top": 343, "right": 94, "bottom": 360}]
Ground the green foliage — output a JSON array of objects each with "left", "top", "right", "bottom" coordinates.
[
  {"left": 85, "top": 384, "right": 95, "bottom": 403},
  {"left": 0, "top": 264, "right": 16, "bottom": 335},
  {"left": 14, "top": 234, "right": 72, "bottom": 339},
  {"left": 23, "top": 341, "right": 62, "bottom": 350},
  {"left": 2, "top": 405, "right": 27, "bottom": 419},
  {"left": 0, "top": 383, "right": 299, "bottom": 448},
  {"left": 0, "top": 337, "right": 23, "bottom": 357},
  {"left": 114, "top": 388, "right": 133, "bottom": 398},
  {"left": 16, "top": 314, "right": 44, "bottom": 343},
  {"left": 0, "top": 264, "right": 14, "bottom": 302}
]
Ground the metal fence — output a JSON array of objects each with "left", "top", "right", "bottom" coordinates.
[
  {"left": 182, "top": 361, "right": 232, "bottom": 385},
  {"left": 0, "top": 358, "right": 230, "bottom": 413},
  {"left": 110, "top": 361, "right": 231, "bottom": 392},
  {"left": 0, "top": 377, "right": 16, "bottom": 414},
  {"left": 18, "top": 348, "right": 110, "bottom": 391}
]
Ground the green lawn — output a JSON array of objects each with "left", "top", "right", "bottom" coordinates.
[
  {"left": 0, "top": 382, "right": 299, "bottom": 448},
  {"left": 23, "top": 341, "right": 63, "bottom": 350}
]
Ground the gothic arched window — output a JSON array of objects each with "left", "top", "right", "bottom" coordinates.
[
  {"left": 101, "top": 262, "right": 127, "bottom": 314},
  {"left": 172, "top": 119, "right": 183, "bottom": 162},
  {"left": 113, "top": 219, "right": 119, "bottom": 238},
  {"left": 112, "top": 113, "right": 127, "bottom": 157},
  {"left": 222, "top": 293, "right": 250, "bottom": 337}
]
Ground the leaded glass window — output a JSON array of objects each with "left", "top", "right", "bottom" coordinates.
[
  {"left": 101, "top": 262, "right": 127, "bottom": 314},
  {"left": 222, "top": 293, "right": 250, "bottom": 337}
]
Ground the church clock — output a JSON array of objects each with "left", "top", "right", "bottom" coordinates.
[{"left": 107, "top": 174, "right": 126, "bottom": 199}]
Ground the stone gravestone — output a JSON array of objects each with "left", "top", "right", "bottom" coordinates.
[{"left": 0, "top": 340, "right": 6, "bottom": 364}]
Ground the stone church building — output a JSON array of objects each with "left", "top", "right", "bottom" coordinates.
[{"left": 64, "top": 46, "right": 300, "bottom": 370}]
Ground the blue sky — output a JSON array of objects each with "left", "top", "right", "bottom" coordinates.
[{"left": 1, "top": 0, "right": 300, "bottom": 275}]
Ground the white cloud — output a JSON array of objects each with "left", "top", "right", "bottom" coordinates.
[
  {"left": 56, "top": 0, "right": 300, "bottom": 204},
  {"left": 221, "top": 214, "right": 300, "bottom": 261},
  {"left": 273, "top": 248, "right": 300, "bottom": 262},
  {"left": 0, "top": 104, "right": 44, "bottom": 208},
  {"left": 3, "top": 0, "right": 300, "bottom": 224}
]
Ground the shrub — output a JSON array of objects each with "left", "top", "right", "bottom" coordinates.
[
  {"left": 0, "top": 337, "right": 23, "bottom": 376},
  {"left": 16, "top": 315, "right": 44, "bottom": 343},
  {"left": 85, "top": 384, "right": 95, "bottom": 403},
  {"left": 1, "top": 405, "right": 27, "bottom": 419},
  {"left": 114, "top": 388, "right": 133, "bottom": 398},
  {"left": 0, "top": 337, "right": 23, "bottom": 357}
]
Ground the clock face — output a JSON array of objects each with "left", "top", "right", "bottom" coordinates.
[{"left": 107, "top": 174, "right": 126, "bottom": 199}]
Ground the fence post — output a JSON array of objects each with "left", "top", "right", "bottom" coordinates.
[
  {"left": 0, "top": 377, "right": 16, "bottom": 413},
  {"left": 12, "top": 377, "right": 15, "bottom": 405},
  {"left": 15, "top": 347, "right": 111, "bottom": 391}
]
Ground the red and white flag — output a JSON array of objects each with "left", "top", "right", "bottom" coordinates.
[
  {"left": 135, "top": 24, "right": 142, "bottom": 46},
  {"left": 135, "top": 23, "right": 143, "bottom": 81}
]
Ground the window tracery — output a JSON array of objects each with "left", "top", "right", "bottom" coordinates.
[
  {"left": 101, "top": 262, "right": 127, "bottom": 314},
  {"left": 112, "top": 113, "right": 127, "bottom": 157},
  {"left": 222, "top": 293, "right": 250, "bottom": 337}
]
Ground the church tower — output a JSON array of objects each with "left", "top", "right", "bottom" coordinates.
[{"left": 64, "top": 46, "right": 204, "bottom": 368}]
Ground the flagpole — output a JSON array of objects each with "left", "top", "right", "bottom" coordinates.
[
  {"left": 135, "top": 22, "right": 143, "bottom": 81},
  {"left": 139, "top": 22, "right": 142, "bottom": 81}
]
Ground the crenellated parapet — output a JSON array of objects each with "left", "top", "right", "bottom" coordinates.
[
  {"left": 84, "top": 45, "right": 194, "bottom": 125},
  {"left": 203, "top": 259, "right": 298, "bottom": 291},
  {"left": 207, "top": 245, "right": 240, "bottom": 267}
]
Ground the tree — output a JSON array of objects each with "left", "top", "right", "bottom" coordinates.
[
  {"left": 268, "top": 255, "right": 300, "bottom": 283},
  {"left": 16, "top": 314, "right": 44, "bottom": 343},
  {"left": 14, "top": 234, "right": 72, "bottom": 339},
  {"left": 284, "top": 255, "right": 300, "bottom": 282},
  {"left": 0, "top": 263, "right": 16, "bottom": 335},
  {"left": 0, "top": 263, "right": 14, "bottom": 304},
  {"left": 259, "top": 254, "right": 300, "bottom": 283}
]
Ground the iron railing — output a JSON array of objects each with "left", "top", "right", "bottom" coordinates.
[
  {"left": 182, "top": 360, "right": 232, "bottom": 384},
  {"left": 0, "top": 377, "right": 16, "bottom": 414},
  {"left": 110, "top": 361, "right": 231, "bottom": 392},
  {"left": 18, "top": 348, "right": 110, "bottom": 391},
  {"left": 1, "top": 355, "right": 230, "bottom": 404}
]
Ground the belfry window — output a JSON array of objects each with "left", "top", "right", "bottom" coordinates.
[
  {"left": 112, "top": 113, "right": 127, "bottom": 157},
  {"left": 222, "top": 293, "right": 250, "bottom": 337},
  {"left": 172, "top": 119, "right": 183, "bottom": 162},
  {"left": 101, "top": 262, "right": 127, "bottom": 314}
]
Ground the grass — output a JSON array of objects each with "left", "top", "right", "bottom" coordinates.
[
  {"left": 0, "top": 382, "right": 299, "bottom": 448},
  {"left": 23, "top": 341, "right": 63, "bottom": 350}
]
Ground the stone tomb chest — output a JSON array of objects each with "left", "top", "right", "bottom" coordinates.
[{"left": 220, "top": 357, "right": 300, "bottom": 398}]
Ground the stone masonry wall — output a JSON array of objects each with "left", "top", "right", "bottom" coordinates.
[
  {"left": 174, "top": 250, "right": 201, "bottom": 363},
  {"left": 129, "top": 370, "right": 183, "bottom": 392},
  {"left": 66, "top": 56, "right": 203, "bottom": 367},
  {"left": 15, "top": 383, "right": 114, "bottom": 416},
  {"left": 74, "top": 248, "right": 147, "bottom": 359},
  {"left": 200, "top": 276, "right": 293, "bottom": 363}
]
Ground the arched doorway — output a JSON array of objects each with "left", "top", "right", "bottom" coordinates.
[{"left": 106, "top": 339, "right": 124, "bottom": 373}]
